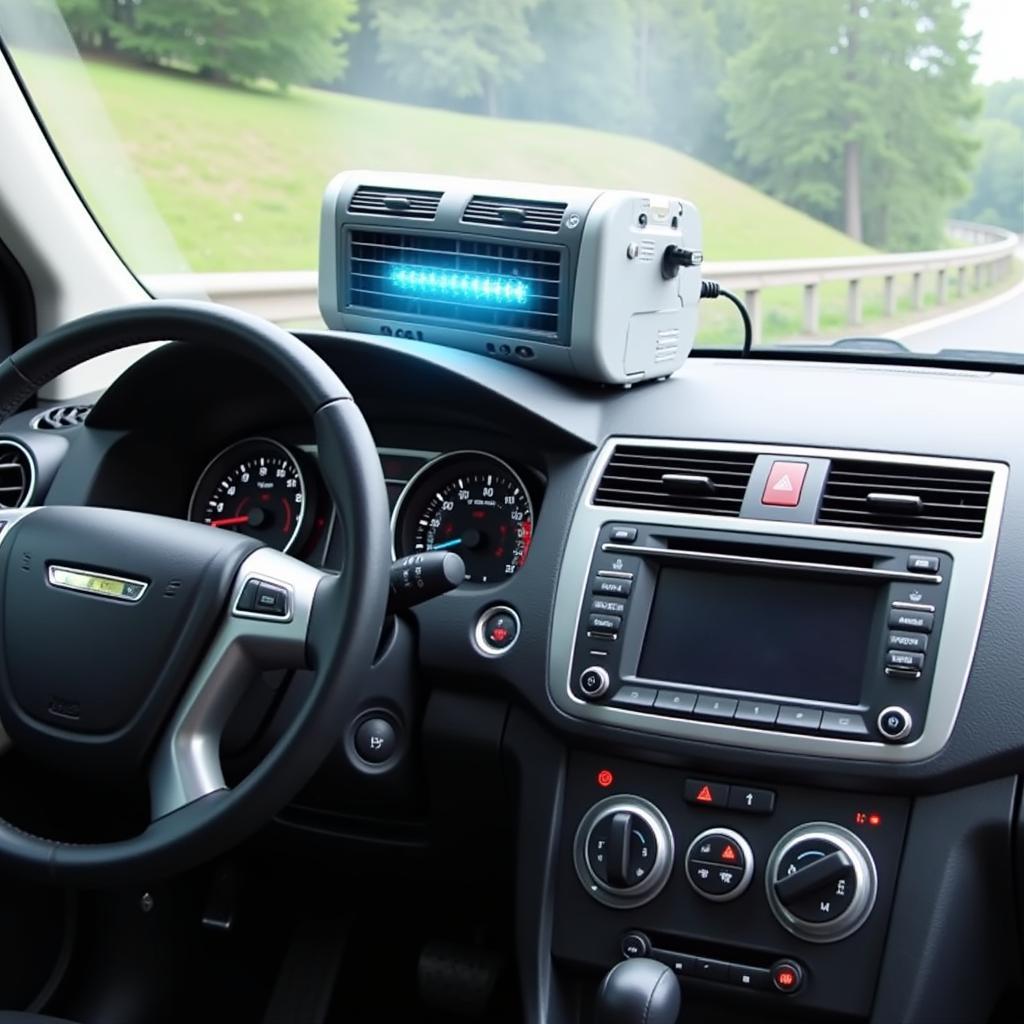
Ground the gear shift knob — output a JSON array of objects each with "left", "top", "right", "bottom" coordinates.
[{"left": 595, "top": 958, "right": 681, "bottom": 1024}]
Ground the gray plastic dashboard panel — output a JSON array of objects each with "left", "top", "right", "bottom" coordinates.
[{"left": 549, "top": 438, "right": 1007, "bottom": 762}]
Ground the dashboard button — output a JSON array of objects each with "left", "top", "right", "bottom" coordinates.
[
  {"left": 685, "top": 828, "right": 754, "bottom": 902},
  {"left": 694, "top": 695, "right": 738, "bottom": 721},
  {"left": 578, "top": 666, "right": 610, "bottom": 700},
  {"left": 878, "top": 706, "right": 912, "bottom": 741},
  {"left": 908, "top": 553, "right": 940, "bottom": 573},
  {"left": 729, "top": 964, "right": 770, "bottom": 991},
  {"left": 611, "top": 685, "right": 657, "bottom": 709},
  {"left": 620, "top": 931, "right": 650, "bottom": 959},
  {"left": 609, "top": 526, "right": 638, "bottom": 543},
  {"left": 588, "top": 613, "right": 622, "bottom": 634},
  {"left": 776, "top": 705, "right": 822, "bottom": 731},
  {"left": 480, "top": 609, "right": 519, "bottom": 651},
  {"left": 734, "top": 700, "right": 780, "bottom": 725},
  {"left": 594, "top": 554, "right": 640, "bottom": 577},
  {"left": 593, "top": 577, "right": 632, "bottom": 597},
  {"left": 684, "top": 779, "right": 731, "bottom": 807},
  {"left": 691, "top": 957, "right": 730, "bottom": 982},
  {"left": 762, "top": 460, "right": 808, "bottom": 507},
  {"left": 254, "top": 582, "right": 289, "bottom": 617},
  {"left": 591, "top": 597, "right": 626, "bottom": 615},
  {"left": 654, "top": 690, "right": 697, "bottom": 716},
  {"left": 727, "top": 786, "right": 775, "bottom": 814},
  {"left": 886, "top": 650, "right": 924, "bottom": 671},
  {"left": 236, "top": 578, "right": 260, "bottom": 612},
  {"left": 354, "top": 717, "right": 398, "bottom": 764},
  {"left": 771, "top": 960, "right": 804, "bottom": 993},
  {"left": 888, "top": 608, "right": 934, "bottom": 632},
  {"left": 887, "top": 631, "right": 927, "bottom": 653},
  {"left": 820, "top": 711, "right": 870, "bottom": 737}
]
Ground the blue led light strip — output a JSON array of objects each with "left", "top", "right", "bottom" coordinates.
[{"left": 389, "top": 264, "right": 529, "bottom": 305}]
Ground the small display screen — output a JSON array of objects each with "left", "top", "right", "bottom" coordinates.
[{"left": 637, "top": 566, "right": 877, "bottom": 705}]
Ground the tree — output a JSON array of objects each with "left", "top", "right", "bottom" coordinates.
[
  {"left": 109, "top": 0, "right": 358, "bottom": 90},
  {"left": 723, "top": 0, "right": 980, "bottom": 249},
  {"left": 372, "top": 0, "right": 542, "bottom": 116},
  {"left": 956, "top": 118, "right": 1024, "bottom": 232}
]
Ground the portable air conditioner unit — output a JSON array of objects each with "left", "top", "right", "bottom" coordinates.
[{"left": 318, "top": 171, "right": 702, "bottom": 385}]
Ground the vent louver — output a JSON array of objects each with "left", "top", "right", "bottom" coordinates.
[
  {"left": 593, "top": 445, "right": 756, "bottom": 516},
  {"left": 817, "top": 459, "right": 993, "bottom": 537},
  {"left": 0, "top": 441, "right": 34, "bottom": 509},
  {"left": 348, "top": 185, "right": 442, "bottom": 220},
  {"left": 33, "top": 404, "right": 91, "bottom": 430},
  {"left": 347, "top": 228, "right": 562, "bottom": 336},
  {"left": 463, "top": 195, "right": 567, "bottom": 233}
]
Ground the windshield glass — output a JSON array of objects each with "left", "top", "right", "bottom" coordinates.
[{"left": 0, "top": 0, "right": 1021, "bottom": 357}]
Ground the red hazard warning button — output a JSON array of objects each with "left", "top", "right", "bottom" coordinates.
[
  {"left": 684, "top": 779, "right": 731, "bottom": 807},
  {"left": 762, "top": 461, "right": 809, "bottom": 508}
]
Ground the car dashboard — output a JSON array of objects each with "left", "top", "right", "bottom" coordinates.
[{"left": 3, "top": 329, "right": 1024, "bottom": 1024}]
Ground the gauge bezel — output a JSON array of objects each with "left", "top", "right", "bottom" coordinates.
[
  {"left": 188, "top": 436, "right": 309, "bottom": 555},
  {"left": 390, "top": 450, "right": 535, "bottom": 582}
]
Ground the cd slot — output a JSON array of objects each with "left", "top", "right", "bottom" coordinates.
[{"left": 601, "top": 542, "right": 942, "bottom": 584}]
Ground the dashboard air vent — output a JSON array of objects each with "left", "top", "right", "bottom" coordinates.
[
  {"left": 0, "top": 441, "right": 34, "bottom": 509},
  {"left": 347, "top": 228, "right": 562, "bottom": 337},
  {"left": 817, "top": 459, "right": 993, "bottom": 537},
  {"left": 463, "top": 195, "right": 567, "bottom": 232},
  {"left": 348, "top": 185, "right": 443, "bottom": 220},
  {"left": 593, "top": 445, "right": 756, "bottom": 516},
  {"left": 33, "top": 404, "right": 91, "bottom": 430}
]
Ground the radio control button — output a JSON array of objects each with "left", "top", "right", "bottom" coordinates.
[
  {"left": 886, "top": 650, "right": 924, "bottom": 671},
  {"left": 578, "top": 666, "right": 610, "bottom": 700},
  {"left": 776, "top": 706, "right": 823, "bottom": 732},
  {"left": 609, "top": 526, "right": 638, "bottom": 543},
  {"left": 907, "top": 553, "right": 940, "bottom": 573},
  {"left": 820, "top": 711, "right": 870, "bottom": 737},
  {"left": 878, "top": 706, "right": 912, "bottom": 741},
  {"left": 888, "top": 608, "right": 934, "bottom": 632},
  {"left": 694, "top": 695, "right": 738, "bottom": 721},
  {"left": 591, "top": 597, "right": 626, "bottom": 615},
  {"left": 887, "top": 631, "right": 927, "bottom": 653},
  {"left": 593, "top": 577, "right": 632, "bottom": 597},
  {"left": 734, "top": 700, "right": 780, "bottom": 725},
  {"left": 611, "top": 685, "right": 657, "bottom": 709},
  {"left": 594, "top": 554, "right": 641, "bottom": 577},
  {"left": 728, "top": 786, "right": 776, "bottom": 814},
  {"left": 654, "top": 689, "right": 697, "bottom": 716},
  {"left": 588, "top": 613, "right": 622, "bottom": 634}
]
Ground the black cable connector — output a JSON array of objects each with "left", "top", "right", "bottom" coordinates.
[
  {"left": 700, "top": 279, "right": 753, "bottom": 356},
  {"left": 661, "top": 245, "right": 703, "bottom": 280}
]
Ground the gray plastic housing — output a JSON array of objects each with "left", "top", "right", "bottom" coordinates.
[{"left": 318, "top": 171, "right": 701, "bottom": 385}]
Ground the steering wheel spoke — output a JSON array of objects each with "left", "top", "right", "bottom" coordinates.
[{"left": 148, "top": 547, "right": 328, "bottom": 820}]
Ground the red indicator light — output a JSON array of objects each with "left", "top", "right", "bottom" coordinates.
[
  {"left": 597, "top": 769, "right": 614, "bottom": 788},
  {"left": 721, "top": 844, "right": 737, "bottom": 862},
  {"left": 868, "top": 813, "right": 882, "bottom": 826},
  {"left": 855, "top": 812, "right": 867, "bottom": 825},
  {"left": 696, "top": 784, "right": 714, "bottom": 803},
  {"left": 777, "top": 970, "right": 796, "bottom": 989},
  {"left": 855, "top": 811, "right": 882, "bottom": 827}
]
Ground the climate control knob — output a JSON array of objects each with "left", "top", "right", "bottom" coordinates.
[
  {"left": 574, "top": 796, "right": 674, "bottom": 909},
  {"left": 765, "top": 823, "right": 878, "bottom": 942},
  {"left": 684, "top": 827, "right": 754, "bottom": 902}
]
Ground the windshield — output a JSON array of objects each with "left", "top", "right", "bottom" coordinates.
[{"left": 0, "top": 0, "right": 1021, "bottom": 357}]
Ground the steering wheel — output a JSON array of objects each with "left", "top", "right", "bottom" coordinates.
[{"left": 0, "top": 301, "right": 391, "bottom": 884}]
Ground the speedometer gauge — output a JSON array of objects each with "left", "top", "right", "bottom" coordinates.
[
  {"left": 394, "top": 452, "right": 534, "bottom": 583},
  {"left": 188, "top": 438, "right": 310, "bottom": 553}
]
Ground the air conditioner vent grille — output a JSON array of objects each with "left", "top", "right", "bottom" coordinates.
[
  {"left": 348, "top": 185, "right": 443, "bottom": 220},
  {"left": 0, "top": 441, "right": 34, "bottom": 509},
  {"left": 33, "top": 404, "right": 91, "bottom": 430},
  {"left": 593, "top": 445, "right": 756, "bottom": 516},
  {"left": 463, "top": 195, "right": 567, "bottom": 232},
  {"left": 818, "top": 459, "right": 993, "bottom": 537},
  {"left": 347, "top": 228, "right": 562, "bottom": 336}
]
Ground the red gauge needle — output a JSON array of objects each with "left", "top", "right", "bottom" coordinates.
[{"left": 209, "top": 515, "right": 250, "bottom": 528}]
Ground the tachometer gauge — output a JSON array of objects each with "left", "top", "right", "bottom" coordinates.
[
  {"left": 394, "top": 452, "right": 534, "bottom": 583},
  {"left": 188, "top": 438, "right": 310, "bottom": 553}
]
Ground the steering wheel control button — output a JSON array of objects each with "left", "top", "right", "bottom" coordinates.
[
  {"left": 234, "top": 576, "right": 292, "bottom": 619},
  {"left": 236, "top": 578, "right": 261, "bottom": 612},
  {"left": 573, "top": 796, "right": 674, "bottom": 909},
  {"left": 620, "top": 931, "right": 651, "bottom": 959},
  {"left": 577, "top": 666, "right": 611, "bottom": 701},
  {"left": 474, "top": 605, "right": 521, "bottom": 657},
  {"left": 255, "top": 582, "right": 289, "bottom": 616},
  {"left": 727, "top": 786, "right": 776, "bottom": 815},
  {"left": 908, "top": 553, "right": 940, "bottom": 573},
  {"left": 685, "top": 828, "right": 754, "bottom": 902},
  {"left": 766, "top": 823, "right": 878, "bottom": 942},
  {"left": 684, "top": 779, "right": 730, "bottom": 807},
  {"left": 771, "top": 960, "right": 804, "bottom": 994},
  {"left": 878, "top": 706, "right": 912, "bottom": 742},
  {"left": 761, "top": 461, "right": 808, "bottom": 507},
  {"left": 354, "top": 717, "right": 398, "bottom": 765}
]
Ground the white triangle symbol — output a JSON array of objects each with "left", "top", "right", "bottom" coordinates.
[{"left": 772, "top": 474, "right": 794, "bottom": 492}]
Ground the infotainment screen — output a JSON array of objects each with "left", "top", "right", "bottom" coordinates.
[{"left": 637, "top": 566, "right": 877, "bottom": 705}]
